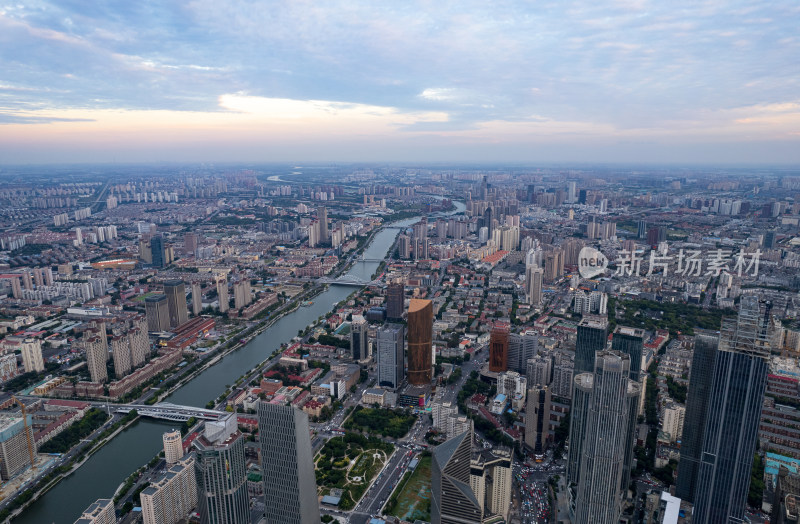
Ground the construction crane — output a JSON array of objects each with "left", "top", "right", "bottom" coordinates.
[{"left": 11, "top": 396, "right": 36, "bottom": 469}]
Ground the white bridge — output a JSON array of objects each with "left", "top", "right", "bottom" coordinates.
[
  {"left": 317, "top": 274, "right": 383, "bottom": 286},
  {"left": 115, "top": 402, "right": 225, "bottom": 422}
]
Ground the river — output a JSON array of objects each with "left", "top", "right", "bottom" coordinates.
[{"left": 16, "top": 200, "right": 463, "bottom": 524}]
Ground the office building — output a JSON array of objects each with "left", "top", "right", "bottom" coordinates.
[
  {"left": 508, "top": 331, "right": 538, "bottom": 374},
  {"left": 163, "top": 280, "right": 189, "bottom": 329},
  {"left": 526, "top": 266, "right": 543, "bottom": 306},
  {"left": 0, "top": 414, "right": 35, "bottom": 480},
  {"left": 317, "top": 206, "right": 328, "bottom": 243},
  {"left": 525, "top": 385, "right": 551, "bottom": 457},
  {"left": 676, "top": 331, "right": 719, "bottom": 502},
  {"left": 350, "top": 316, "right": 369, "bottom": 361},
  {"left": 145, "top": 294, "right": 170, "bottom": 332},
  {"left": 183, "top": 232, "right": 198, "bottom": 254},
  {"left": 386, "top": 281, "right": 404, "bottom": 320},
  {"left": 377, "top": 323, "right": 405, "bottom": 389},
  {"left": 567, "top": 373, "right": 593, "bottom": 487},
  {"left": 471, "top": 447, "right": 513, "bottom": 522},
  {"left": 693, "top": 296, "right": 770, "bottom": 524},
  {"left": 141, "top": 455, "right": 197, "bottom": 524},
  {"left": 573, "top": 351, "right": 640, "bottom": 524},
  {"left": 489, "top": 322, "right": 510, "bottom": 373},
  {"left": 193, "top": 414, "right": 249, "bottom": 524},
  {"left": 216, "top": 274, "right": 229, "bottom": 313},
  {"left": 20, "top": 338, "right": 44, "bottom": 373},
  {"left": 575, "top": 316, "right": 608, "bottom": 376},
  {"left": 150, "top": 235, "right": 167, "bottom": 268},
  {"left": 432, "top": 429, "right": 483, "bottom": 524},
  {"left": 408, "top": 299, "right": 433, "bottom": 385},
  {"left": 74, "top": 499, "right": 115, "bottom": 524},
  {"left": 258, "top": 402, "right": 321, "bottom": 524},
  {"left": 191, "top": 282, "right": 203, "bottom": 316},
  {"left": 637, "top": 220, "right": 648, "bottom": 239},
  {"left": 163, "top": 429, "right": 184, "bottom": 464},
  {"left": 612, "top": 326, "right": 645, "bottom": 381}
]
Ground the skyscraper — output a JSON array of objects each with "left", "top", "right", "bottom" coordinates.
[
  {"left": 573, "top": 351, "right": 639, "bottom": 524},
  {"left": 489, "top": 322, "right": 510, "bottom": 373},
  {"left": 611, "top": 326, "right": 645, "bottom": 381},
  {"left": 163, "top": 280, "right": 189, "bottom": 328},
  {"left": 693, "top": 296, "right": 770, "bottom": 523},
  {"left": 317, "top": 206, "right": 328, "bottom": 243},
  {"left": 386, "top": 281, "right": 404, "bottom": 320},
  {"left": 526, "top": 265, "right": 543, "bottom": 306},
  {"left": 150, "top": 235, "right": 166, "bottom": 268},
  {"left": 216, "top": 274, "right": 229, "bottom": 313},
  {"left": 163, "top": 429, "right": 184, "bottom": 464},
  {"left": 193, "top": 414, "right": 249, "bottom": 524},
  {"left": 567, "top": 373, "right": 593, "bottom": 487},
  {"left": 145, "top": 294, "right": 170, "bottom": 332},
  {"left": 575, "top": 316, "right": 608, "bottom": 376},
  {"left": 525, "top": 385, "right": 551, "bottom": 457},
  {"left": 407, "top": 299, "right": 433, "bottom": 385},
  {"left": 141, "top": 455, "right": 196, "bottom": 524},
  {"left": 377, "top": 323, "right": 405, "bottom": 389},
  {"left": 350, "top": 316, "right": 368, "bottom": 361},
  {"left": 257, "top": 402, "right": 321, "bottom": 524},
  {"left": 676, "top": 331, "right": 719, "bottom": 502},
  {"left": 507, "top": 331, "right": 538, "bottom": 374},
  {"left": 191, "top": 282, "right": 203, "bottom": 316},
  {"left": 432, "top": 429, "right": 483, "bottom": 524}
]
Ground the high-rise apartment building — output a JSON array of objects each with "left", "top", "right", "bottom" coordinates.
[
  {"left": 693, "top": 296, "right": 770, "bottom": 523},
  {"left": 20, "top": 338, "right": 44, "bottom": 373},
  {"left": 110, "top": 335, "right": 132, "bottom": 378},
  {"left": 145, "top": 294, "right": 170, "bottom": 332},
  {"left": 575, "top": 316, "right": 608, "bottom": 376},
  {"left": 676, "top": 331, "right": 719, "bottom": 502},
  {"left": 432, "top": 430, "right": 483, "bottom": 524},
  {"left": 163, "top": 280, "right": 189, "bottom": 329},
  {"left": 350, "top": 316, "right": 369, "bottom": 361},
  {"left": 74, "top": 499, "right": 115, "bottom": 524},
  {"left": 141, "top": 455, "right": 197, "bottom": 524},
  {"left": 377, "top": 323, "right": 405, "bottom": 389},
  {"left": 408, "top": 299, "right": 433, "bottom": 385},
  {"left": 82, "top": 332, "right": 109, "bottom": 384},
  {"left": 0, "top": 414, "right": 35, "bottom": 480},
  {"left": 216, "top": 274, "right": 229, "bottom": 313},
  {"left": 489, "top": 322, "right": 510, "bottom": 373},
  {"left": 386, "top": 281, "right": 404, "bottom": 320},
  {"left": 471, "top": 447, "right": 513, "bottom": 522},
  {"left": 257, "top": 402, "right": 321, "bottom": 524},
  {"left": 525, "top": 385, "right": 551, "bottom": 457},
  {"left": 193, "top": 414, "right": 249, "bottom": 524},
  {"left": 191, "top": 282, "right": 203, "bottom": 316},
  {"left": 526, "top": 354, "right": 552, "bottom": 388},
  {"left": 573, "top": 351, "right": 640, "bottom": 524},
  {"left": 163, "top": 429, "right": 184, "bottom": 464}
]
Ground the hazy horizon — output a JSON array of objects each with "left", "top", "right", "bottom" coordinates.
[{"left": 2, "top": 1, "right": 799, "bottom": 164}]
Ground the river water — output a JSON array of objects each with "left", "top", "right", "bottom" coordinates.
[{"left": 17, "top": 201, "right": 463, "bottom": 523}]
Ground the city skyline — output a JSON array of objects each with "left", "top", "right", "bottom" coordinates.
[{"left": 1, "top": 1, "right": 799, "bottom": 164}]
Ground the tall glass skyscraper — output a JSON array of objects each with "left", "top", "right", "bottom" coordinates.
[
  {"left": 193, "top": 414, "right": 249, "bottom": 524},
  {"left": 257, "top": 402, "right": 321, "bottom": 524},
  {"left": 675, "top": 331, "right": 719, "bottom": 502},
  {"left": 575, "top": 316, "right": 608, "bottom": 375},
  {"left": 572, "top": 351, "right": 640, "bottom": 524},
  {"left": 693, "top": 296, "right": 770, "bottom": 523},
  {"left": 376, "top": 323, "right": 405, "bottom": 389},
  {"left": 432, "top": 428, "right": 483, "bottom": 524}
]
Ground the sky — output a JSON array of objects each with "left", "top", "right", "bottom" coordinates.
[{"left": 1, "top": 0, "right": 799, "bottom": 165}]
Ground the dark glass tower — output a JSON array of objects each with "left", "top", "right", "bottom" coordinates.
[
  {"left": 675, "top": 331, "right": 719, "bottom": 502},
  {"left": 693, "top": 296, "right": 770, "bottom": 523},
  {"left": 575, "top": 316, "right": 608, "bottom": 376},
  {"left": 432, "top": 428, "right": 482, "bottom": 524},
  {"left": 150, "top": 235, "right": 166, "bottom": 268}
]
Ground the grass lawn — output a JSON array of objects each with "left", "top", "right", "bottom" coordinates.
[
  {"left": 384, "top": 454, "right": 432, "bottom": 522},
  {"left": 131, "top": 291, "right": 160, "bottom": 302},
  {"left": 315, "top": 432, "right": 394, "bottom": 510}
]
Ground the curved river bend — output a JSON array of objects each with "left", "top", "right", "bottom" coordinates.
[{"left": 17, "top": 201, "right": 463, "bottom": 524}]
